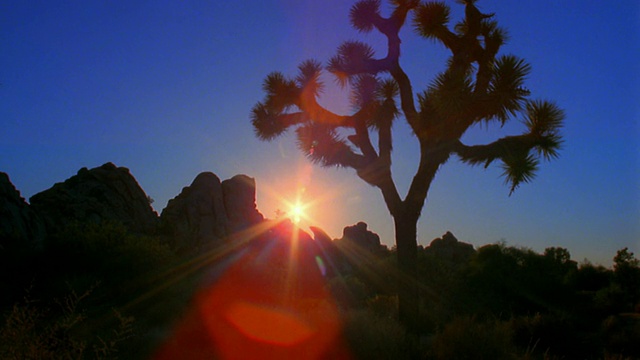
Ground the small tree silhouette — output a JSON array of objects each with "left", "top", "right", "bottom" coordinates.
[{"left": 251, "top": 0, "right": 564, "bottom": 330}]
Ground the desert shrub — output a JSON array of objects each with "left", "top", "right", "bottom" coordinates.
[
  {"left": 595, "top": 284, "right": 628, "bottom": 315},
  {"left": 0, "top": 287, "right": 134, "bottom": 359},
  {"left": 601, "top": 314, "right": 640, "bottom": 359},
  {"left": 366, "top": 294, "right": 397, "bottom": 319},
  {"left": 341, "top": 308, "right": 417, "bottom": 360},
  {"left": 328, "top": 275, "right": 371, "bottom": 309},
  {"left": 569, "top": 262, "right": 612, "bottom": 292},
  {"left": 509, "top": 313, "right": 597, "bottom": 359},
  {"left": 52, "top": 221, "right": 172, "bottom": 268},
  {"left": 429, "top": 316, "right": 515, "bottom": 360},
  {"left": 43, "top": 221, "right": 174, "bottom": 296},
  {"left": 612, "top": 248, "right": 640, "bottom": 311},
  {"left": 3, "top": 221, "right": 190, "bottom": 358}
]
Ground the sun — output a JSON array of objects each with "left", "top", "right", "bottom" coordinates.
[{"left": 287, "top": 200, "right": 308, "bottom": 225}]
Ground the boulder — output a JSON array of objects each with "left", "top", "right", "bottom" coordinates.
[
  {"left": 159, "top": 172, "right": 229, "bottom": 250},
  {"left": 338, "top": 221, "right": 383, "bottom": 254},
  {"left": 29, "top": 163, "right": 158, "bottom": 235},
  {"left": 0, "top": 172, "right": 46, "bottom": 252},
  {"left": 221, "top": 175, "right": 264, "bottom": 233}
]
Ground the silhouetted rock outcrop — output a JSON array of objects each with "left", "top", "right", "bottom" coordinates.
[
  {"left": 159, "top": 172, "right": 229, "bottom": 250},
  {"left": 309, "top": 226, "right": 340, "bottom": 277},
  {"left": 29, "top": 163, "right": 158, "bottom": 235},
  {"left": 221, "top": 175, "right": 264, "bottom": 233},
  {"left": 2, "top": 163, "right": 289, "bottom": 253},
  {"left": 159, "top": 173, "right": 266, "bottom": 251},
  {"left": 0, "top": 172, "right": 46, "bottom": 252},
  {"left": 337, "top": 221, "right": 384, "bottom": 255},
  {"left": 426, "top": 231, "right": 475, "bottom": 262}
]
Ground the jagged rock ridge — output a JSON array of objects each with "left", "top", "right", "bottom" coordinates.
[
  {"left": 1, "top": 162, "right": 267, "bottom": 253},
  {"left": 29, "top": 163, "right": 158, "bottom": 235},
  {"left": 221, "top": 175, "right": 264, "bottom": 233},
  {"left": 0, "top": 172, "right": 46, "bottom": 251}
]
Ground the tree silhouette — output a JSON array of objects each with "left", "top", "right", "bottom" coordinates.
[
  {"left": 251, "top": 0, "right": 564, "bottom": 330},
  {"left": 613, "top": 248, "right": 640, "bottom": 310}
]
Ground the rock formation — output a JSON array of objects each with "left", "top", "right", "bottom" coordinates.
[
  {"left": 159, "top": 172, "right": 229, "bottom": 250},
  {"left": 29, "top": 163, "right": 158, "bottom": 235},
  {"left": 309, "top": 226, "right": 340, "bottom": 277},
  {"left": 426, "top": 231, "right": 475, "bottom": 262},
  {"left": 337, "top": 221, "right": 384, "bottom": 255},
  {"left": 159, "top": 173, "right": 266, "bottom": 250},
  {"left": 221, "top": 175, "right": 264, "bottom": 233},
  {"left": 2, "top": 163, "right": 273, "bottom": 253},
  {"left": 0, "top": 172, "right": 46, "bottom": 252}
]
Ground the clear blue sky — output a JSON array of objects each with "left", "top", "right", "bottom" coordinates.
[{"left": 2, "top": 1, "right": 638, "bottom": 265}]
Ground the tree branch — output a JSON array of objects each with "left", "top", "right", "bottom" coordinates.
[
  {"left": 453, "top": 134, "right": 538, "bottom": 168},
  {"left": 297, "top": 88, "right": 353, "bottom": 127},
  {"left": 404, "top": 142, "right": 452, "bottom": 218}
]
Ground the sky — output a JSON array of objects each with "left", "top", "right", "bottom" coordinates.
[{"left": 2, "top": 1, "right": 638, "bottom": 265}]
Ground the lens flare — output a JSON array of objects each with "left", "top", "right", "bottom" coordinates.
[
  {"left": 315, "top": 255, "right": 327, "bottom": 277},
  {"left": 152, "top": 221, "right": 351, "bottom": 360},
  {"left": 225, "top": 302, "right": 315, "bottom": 345}
]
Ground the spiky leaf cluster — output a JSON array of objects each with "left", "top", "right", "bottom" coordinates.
[
  {"left": 327, "top": 41, "right": 376, "bottom": 85},
  {"left": 296, "top": 60, "right": 325, "bottom": 97},
  {"left": 351, "top": 75, "right": 379, "bottom": 109},
  {"left": 501, "top": 151, "right": 539, "bottom": 195},
  {"left": 523, "top": 100, "right": 565, "bottom": 160},
  {"left": 426, "top": 68, "right": 474, "bottom": 118},
  {"left": 350, "top": 0, "right": 381, "bottom": 33},
  {"left": 296, "top": 124, "right": 353, "bottom": 167},
  {"left": 250, "top": 103, "right": 287, "bottom": 140},
  {"left": 479, "top": 21, "right": 508, "bottom": 55},
  {"left": 371, "top": 79, "right": 400, "bottom": 128},
  {"left": 251, "top": 61, "right": 320, "bottom": 142},
  {"left": 486, "top": 55, "right": 531, "bottom": 123},
  {"left": 412, "top": 2, "right": 450, "bottom": 41}
]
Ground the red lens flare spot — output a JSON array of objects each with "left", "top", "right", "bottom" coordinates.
[
  {"left": 153, "top": 222, "right": 352, "bottom": 360},
  {"left": 225, "top": 302, "right": 315, "bottom": 346}
]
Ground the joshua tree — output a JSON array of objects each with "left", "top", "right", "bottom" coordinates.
[{"left": 250, "top": 0, "right": 564, "bottom": 330}]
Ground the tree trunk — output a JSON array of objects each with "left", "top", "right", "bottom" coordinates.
[{"left": 394, "top": 213, "right": 420, "bottom": 333}]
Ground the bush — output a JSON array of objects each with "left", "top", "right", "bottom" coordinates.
[
  {"left": 430, "top": 316, "right": 515, "bottom": 360},
  {"left": 601, "top": 314, "right": 640, "bottom": 359},
  {"left": 52, "top": 221, "right": 172, "bottom": 269},
  {"left": 328, "top": 275, "right": 370, "bottom": 309},
  {"left": 43, "top": 221, "right": 175, "bottom": 298},
  {"left": 342, "top": 309, "right": 417, "bottom": 359},
  {"left": 0, "top": 287, "right": 134, "bottom": 359},
  {"left": 510, "top": 312, "right": 601, "bottom": 359},
  {"left": 366, "top": 294, "right": 398, "bottom": 319}
]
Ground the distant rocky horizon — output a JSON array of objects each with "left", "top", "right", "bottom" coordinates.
[{"left": 1, "top": 162, "right": 476, "bottom": 261}]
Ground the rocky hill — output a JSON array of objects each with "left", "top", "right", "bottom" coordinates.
[
  {"left": 1, "top": 162, "right": 265, "bottom": 254},
  {"left": 0, "top": 172, "right": 46, "bottom": 252}
]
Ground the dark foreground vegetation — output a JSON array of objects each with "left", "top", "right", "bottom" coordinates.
[{"left": 1, "top": 220, "right": 639, "bottom": 359}]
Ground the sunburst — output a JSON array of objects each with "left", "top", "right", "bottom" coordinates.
[{"left": 287, "top": 199, "right": 309, "bottom": 225}]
